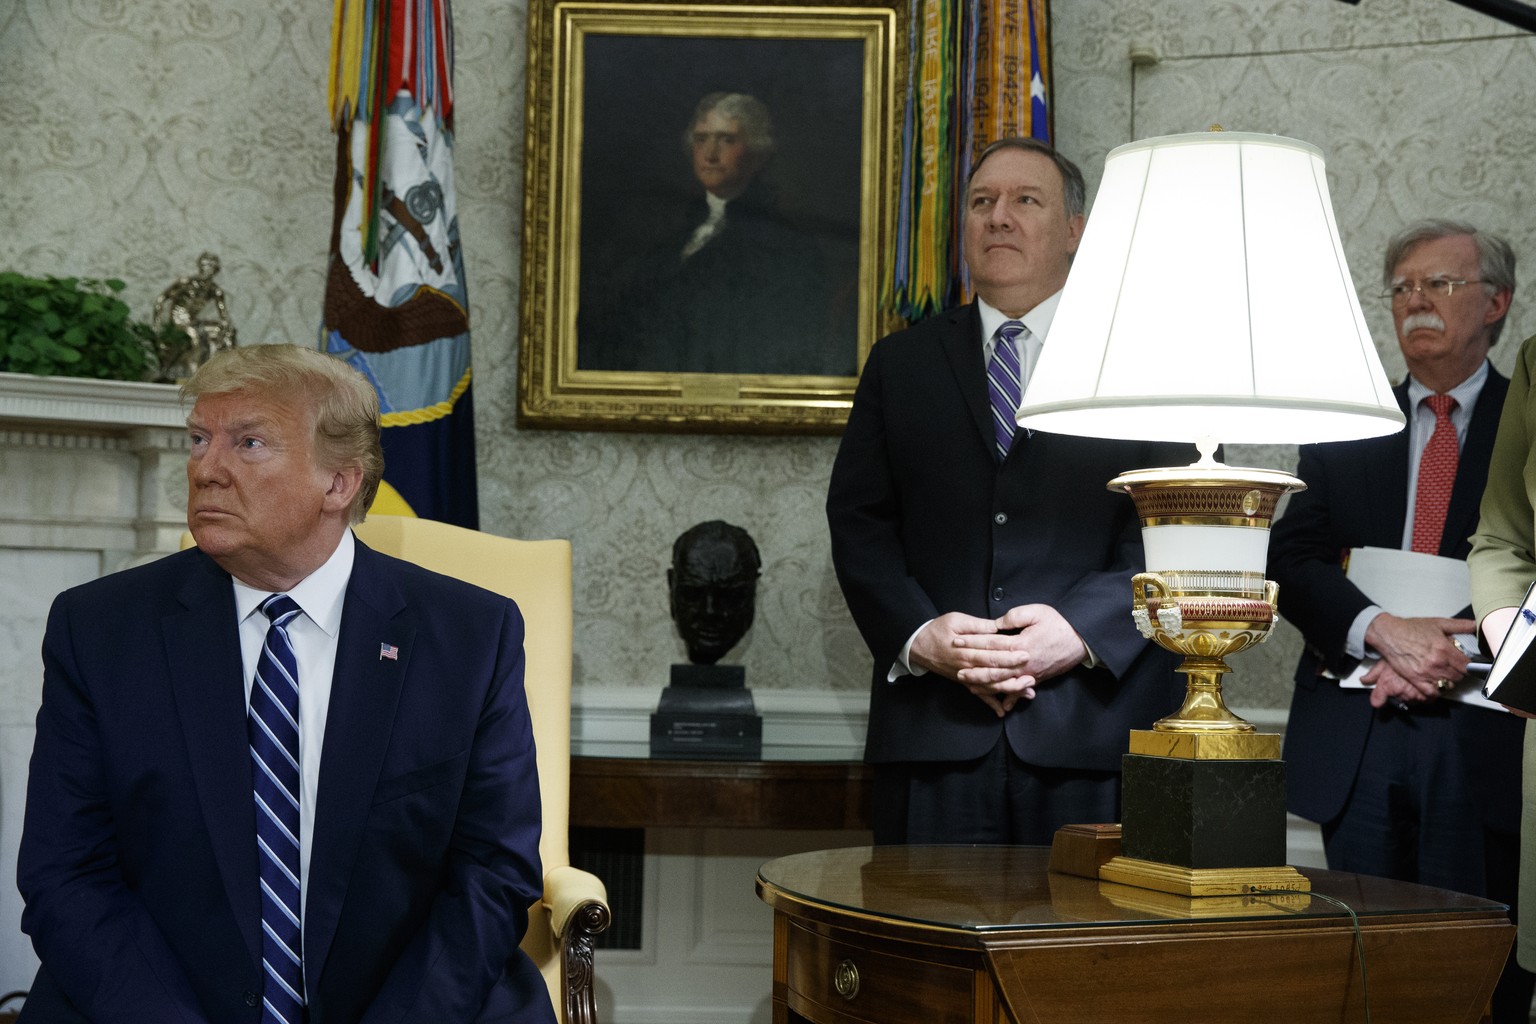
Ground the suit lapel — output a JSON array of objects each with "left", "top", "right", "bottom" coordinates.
[
  {"left": 301, "top": 541, "right": 413, "bottom": 991},
  {"left": 1367, "top": 384, "right": 1414, "bottom": 545},
  {"left": 164, "top": 551, "right": 262, "bottom": 965},
  {"left": 1441, "top": 366, "right": 1508, "bottom": 556},
  {"left": 938, "top": 304, "right": 997, "bottom": 460}
]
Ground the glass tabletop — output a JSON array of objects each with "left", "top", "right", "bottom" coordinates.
[{"left": 757, "top": 845, "right": 1508, "bottom": 933}]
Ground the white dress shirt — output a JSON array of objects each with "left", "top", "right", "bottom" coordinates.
[
  {"left": 1347, "top": 361, "right": 1489, "bottom": 659},
  {"left": 233, "top": 529, "right": 354, "bottom": 925},
  {"left": 978, "top": 292, "right": 1058, "bottom": 388}
]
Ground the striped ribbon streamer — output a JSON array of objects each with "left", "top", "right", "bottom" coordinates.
[
  {"left": 328, "top": 0, "right": 456, "bottom": 266},
  {"left": 888, "top": 0, "right": 1053, "bottom": 322},
  {"left": 329, "top": 0, "right": 453, "bottom": 128},
  {"left": 885, "top": 1, "right": 920, "bottom": 315},
  {"left": 889, "top": 0, "right": 959, "bottom": 321}
]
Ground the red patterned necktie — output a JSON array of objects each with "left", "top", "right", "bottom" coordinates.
[{"left": 1411, "top": 393, "right": 1458, "bottom": 554}]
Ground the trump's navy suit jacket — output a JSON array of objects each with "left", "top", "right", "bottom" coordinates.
[
  {"left": 1271, "top": 370, "right": 1524, "bottom": 835},
  {"left": 826, "top": 302, "right": 1184, "bottom": 772},
  {"left": 18, "top": 539, "right": 552, "bottom": 1023}
]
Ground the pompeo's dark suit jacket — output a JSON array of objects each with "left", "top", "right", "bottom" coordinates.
[
  {"left": 1271, "top": 370, "right": 1524, "bottom": 835},
  {"left": 18, "top": 540, "right": 552, "bottom": 1024},
  {"left": 826, "top": 302, "right": 1184, "bottom": 771}
]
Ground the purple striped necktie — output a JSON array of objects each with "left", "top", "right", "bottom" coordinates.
[{"left": 987, "top": 320, "right": 1026, "bottom": 459}]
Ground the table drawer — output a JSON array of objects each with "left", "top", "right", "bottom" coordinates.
[{"left": 786, "top": 924, "right": 979, "bottom": 1024}]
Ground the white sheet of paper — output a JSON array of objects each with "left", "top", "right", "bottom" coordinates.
[{"left": 1332, "top": 546, "right": 1507, "bottom": 712}]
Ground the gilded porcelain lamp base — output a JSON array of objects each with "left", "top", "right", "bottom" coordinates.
[
  {"left": 1096, "top": 459, "right": 1310, "bottom": 896},
  {"left": 1110, "top": 462, "right": 1305, "bottom": 751}
]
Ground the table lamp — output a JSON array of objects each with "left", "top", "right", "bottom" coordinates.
[{"left": 1018, "top": 130, "right": 1405, "bottom": 895}]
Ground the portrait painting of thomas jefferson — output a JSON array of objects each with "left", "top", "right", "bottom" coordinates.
[{"left": 575, "top": 34, "right": 865, "bottom": 378}]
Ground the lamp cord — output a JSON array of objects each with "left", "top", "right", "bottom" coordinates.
[{"left": 1251, "top": 889, "right": 1370, "bottom": 1024}]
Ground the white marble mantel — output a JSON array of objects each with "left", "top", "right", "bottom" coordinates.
[
  {"left": 0, "top": 370, "right": 186, "bottom": 430},
  {"left": 0, "top": 370, "right": 189, "bottom": 560}
]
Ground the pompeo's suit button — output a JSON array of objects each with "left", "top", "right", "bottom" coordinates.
[
  {"left": 991, "top": 587, "right": 1005, "bottom": 602},
  {"left": 244, "top": 991, "right": 259, "bottom": 1008},
  {"left": 994, "top": 512, "right": 1008, "bottom": 525}
]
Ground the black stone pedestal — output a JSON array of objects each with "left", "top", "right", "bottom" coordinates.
[
  {"left": 650, "top": 664, "right": 762, "bottom": 760},
  {"left": 1120, "top": 753, "right": 1287, "bottom": 869}
]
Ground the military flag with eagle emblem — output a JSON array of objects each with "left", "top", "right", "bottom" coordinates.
[{"left": 322, "top": 0, "right": 478, "bottom": 527}]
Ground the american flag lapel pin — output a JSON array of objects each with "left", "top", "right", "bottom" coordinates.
[{"left": 379, "top": 642, "right": 399, "bottom": 661}]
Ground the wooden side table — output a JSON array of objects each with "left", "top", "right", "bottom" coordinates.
[{"left": 757, "top": 845, "right": 1513, "bottom": 1024}]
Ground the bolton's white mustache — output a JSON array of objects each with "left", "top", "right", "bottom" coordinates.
[{"left": 1401, "top": 313, "right": 1445, "bottom": 333}]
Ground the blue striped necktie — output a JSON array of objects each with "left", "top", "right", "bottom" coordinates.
[
  {"left": 251, "top": 594, "right": 305, "bottom": 1024},
  {"left": 987, "top": 320, "right": 1026, "bottom": 459}
]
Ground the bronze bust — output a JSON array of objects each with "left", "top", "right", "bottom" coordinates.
[{"left": 668, "top": 520, "right": 761, "bottom": 665}]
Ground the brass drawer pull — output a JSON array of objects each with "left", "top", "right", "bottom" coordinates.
[{"left": 833, "top": 958, "right": 860, "bottom": 1000}]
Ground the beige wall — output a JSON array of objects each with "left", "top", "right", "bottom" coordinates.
[{"left": 4, "top": 0, "right": 1534, "bottom": 717}]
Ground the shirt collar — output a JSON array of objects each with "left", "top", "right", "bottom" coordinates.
[
  {"left": 232, "top": 529, "right": 355, "bottom": 638},
  {"left": 1406, "top": 358, "right": 1489, "bottom": 413},
  {"left": 978, "top": 291, "right": 1063, "bottom": 349}
]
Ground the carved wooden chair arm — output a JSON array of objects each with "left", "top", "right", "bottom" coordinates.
[{"left": 545, "top": 864, "right": 611, "bottom": 1024}]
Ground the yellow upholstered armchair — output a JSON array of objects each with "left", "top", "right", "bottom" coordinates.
[
  {"left": 183, "top": 517, "right": 611, "bottom": 1023},
  {"left": 351, "top": 516, "right": 611, "bottom": 1024}
]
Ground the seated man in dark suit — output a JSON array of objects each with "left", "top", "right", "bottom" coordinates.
[{"left": 18, "top": 343, "right": 553, "bottom": 1023}]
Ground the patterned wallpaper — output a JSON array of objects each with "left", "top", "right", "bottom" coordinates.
[{"left": 2, "top": 0, "right": 1533, "bottom": 712}]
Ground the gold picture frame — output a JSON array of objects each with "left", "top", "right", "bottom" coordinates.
[{"left": 518, "top": 0, "right": 905, "bottom": 434}]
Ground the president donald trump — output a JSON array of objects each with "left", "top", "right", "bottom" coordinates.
[{"left": 17, "top": 344, "right": 552, "bottom": 1023}]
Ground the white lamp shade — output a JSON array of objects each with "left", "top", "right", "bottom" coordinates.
[{"left": 1016, "top": 131, "right": 1405, "bottom": 445}]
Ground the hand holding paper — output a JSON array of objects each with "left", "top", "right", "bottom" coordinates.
[
  {"left": 1336, "top": 547, "right": 1507, "bottom": 712},
  {"left": 1362, "top": 612, "right": 1475, "bottom": 702}
]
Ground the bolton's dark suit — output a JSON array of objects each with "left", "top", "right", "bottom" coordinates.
[
  {"left": 18, "top": 540, "right": 552, "bottom": 1024},
  {"left": 1270, "top": 369, "right": 1531, "bottom": 1021},
  {"left": 1271, "top": 371, "right": 1523, "bottom": 836},
  {"left": 826, "top": 302, "right": 1184, "bottom": 800}
]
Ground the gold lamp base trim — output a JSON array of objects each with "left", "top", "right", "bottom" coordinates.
[
  {"left": 1098, "top": 855, "right": 1311, "bottom": 897},
  {"left": 1128, "top": 728, "right": 1282, "bottom": 761}
]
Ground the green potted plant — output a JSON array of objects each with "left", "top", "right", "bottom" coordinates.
[{"left": 0, "top": 272, "right": 164, "bottom": 381}]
